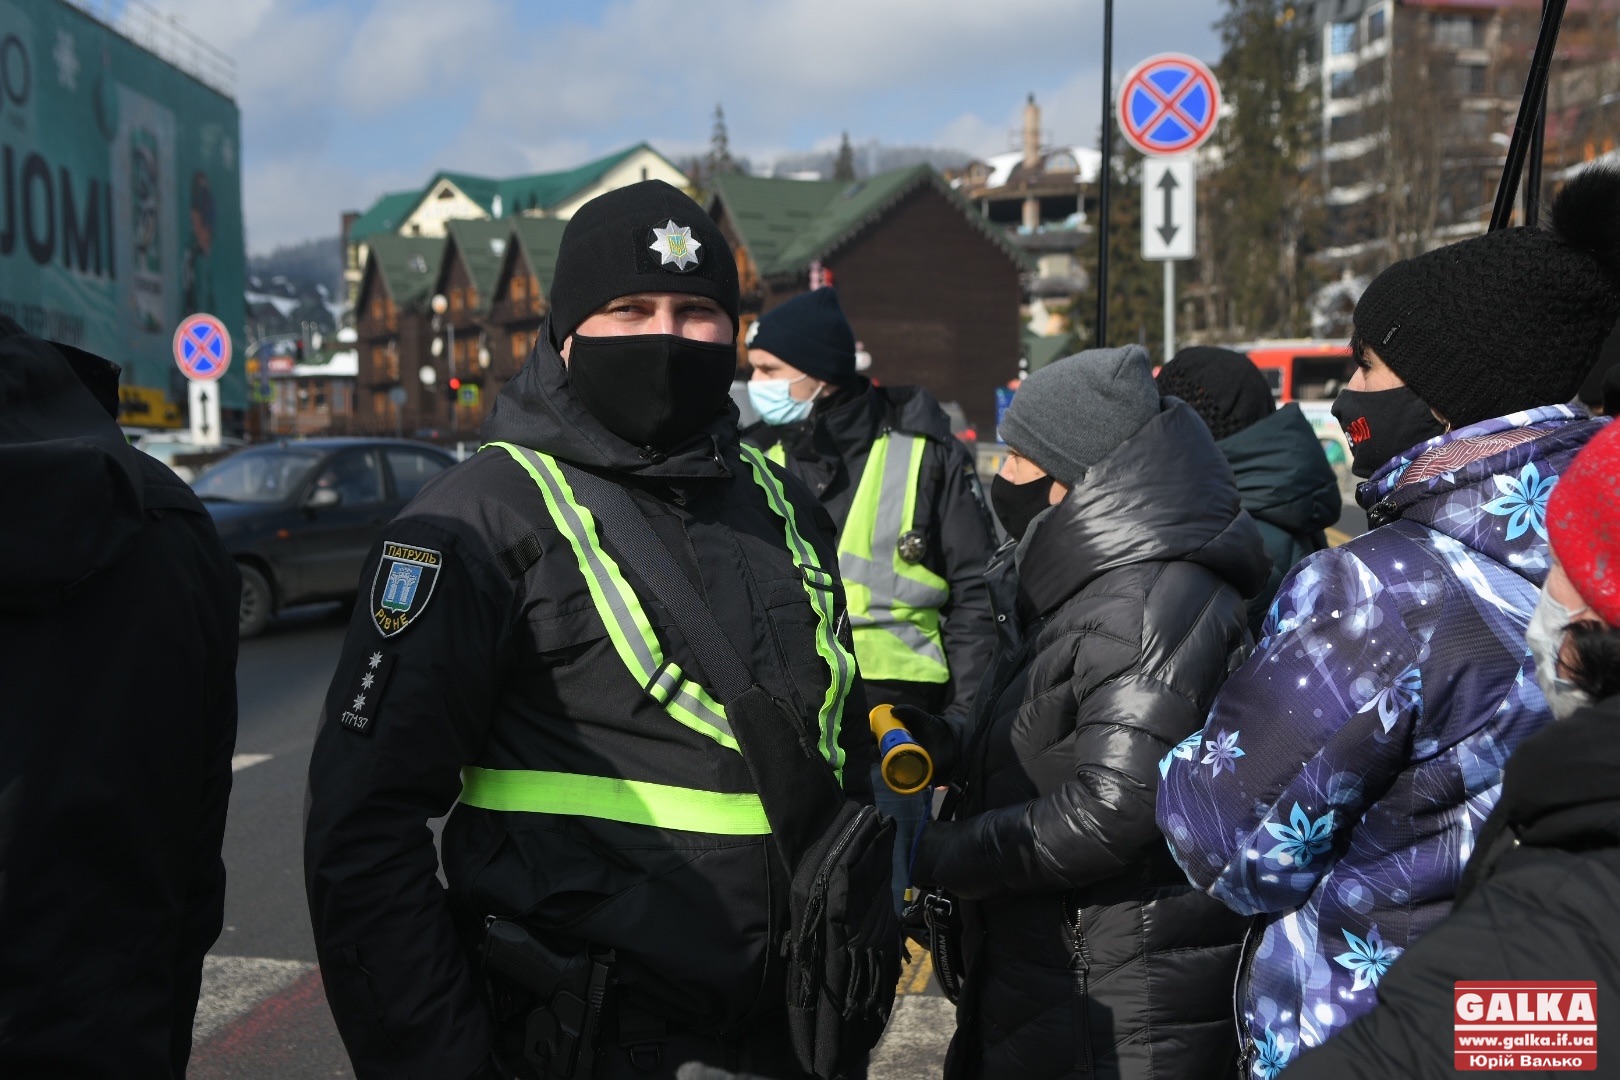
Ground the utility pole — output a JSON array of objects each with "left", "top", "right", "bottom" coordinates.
[{"left": 1096, "top": 0, "right": 1114, "bottom": 347}]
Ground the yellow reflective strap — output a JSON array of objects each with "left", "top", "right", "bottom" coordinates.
[
  {"left": 489, "top": 443, "right": 658, "bottom": 683},
  {"left": 484, "top": 442, "right": 739, "bottom": 753},
  {"left": 766, "top": 442, "right": 786, "bottom": 466},
  {"left": 738, "top": 445, "right": 855, "bottom": 782},
  {"left": 460, "top": 767, "right": 770, "bottom": 835}
]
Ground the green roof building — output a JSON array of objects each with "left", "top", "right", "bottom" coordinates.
[{"left": 342, "top": 143, "right": 690, "bottom": 308}]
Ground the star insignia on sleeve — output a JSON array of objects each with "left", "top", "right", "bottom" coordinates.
[
  {"left": 368, "top": 651, "right": 383, "bottom": 669},
  {"left": 649, "top": 220, "right": 702, "bottom": 271},
  {"left": 352, "top": 692, "right": 366, "bottom": 711},
  {"left": 361, "top": 672, "right": 375, "bottom": 690}
]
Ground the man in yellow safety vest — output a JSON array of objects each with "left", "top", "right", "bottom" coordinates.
[{"left": 741, "top": 288, "right": 998, "bottom": 909}]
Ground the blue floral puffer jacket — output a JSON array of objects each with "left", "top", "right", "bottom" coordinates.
[{"left": 1156, "top": 405, "right": 1608, "bottom": 1078}]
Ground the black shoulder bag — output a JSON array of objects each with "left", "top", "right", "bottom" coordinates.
[{"left": 559, "top": 463, "right": 900, "bottom": 1080}]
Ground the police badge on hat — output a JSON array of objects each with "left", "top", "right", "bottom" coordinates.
[
  {"left": 649, "top": 220, "right": 703, "bottom": 272},
  {"left": 370, "top": 541, "right": 442, "bottom": 637}
]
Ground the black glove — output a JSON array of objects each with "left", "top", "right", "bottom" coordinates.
[{"left": 890, "top": 705, "right": 963, "bottom": 781}]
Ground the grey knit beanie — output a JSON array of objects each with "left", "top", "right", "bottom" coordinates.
[{"left": 1000, "top": 345, "right": 1160, "bottom": 484}]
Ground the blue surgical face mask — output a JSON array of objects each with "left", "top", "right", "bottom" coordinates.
[{"left": 748, "top": 375, "right": 816, "bottom": 426}]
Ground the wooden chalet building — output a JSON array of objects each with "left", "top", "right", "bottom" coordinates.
[
  {"left": 709, "top": 166, "right": 1029, "bottom": 431},
  {"left": 352, "top": 216, "right": 573, "bottom": 440},
  {"left": 432, "top": 219, "right": 510, "bottom": 432},
  {"left": 354, "top": 235, "right": 443, "bottom": 436},
  {"left": 487, "top": 217, "right": 570, "bottom": 385}
]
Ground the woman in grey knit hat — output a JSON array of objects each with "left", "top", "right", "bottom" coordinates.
[{"left": 904, "top": 345, "right": 1269, "bottom": 1079}]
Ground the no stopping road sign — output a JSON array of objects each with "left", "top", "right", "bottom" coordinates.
[
  {"left": 1118, "top": 53, "right": 1222, "bottom": 157},
  {"left": 173, "top": 313, "right": 232, "bottom": 382}
]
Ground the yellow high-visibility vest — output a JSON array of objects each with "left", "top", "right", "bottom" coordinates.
[{"left": 836, "top": 434, "right": 950, "bottom": 685}]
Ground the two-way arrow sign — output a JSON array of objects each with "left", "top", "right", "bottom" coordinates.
[{"left": 1142, "top": 157, "right": 1195, "bottom": 261}]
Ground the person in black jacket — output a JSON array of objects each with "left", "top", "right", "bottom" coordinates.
[
  {"left": 1287, "top": 416, "right": 1620, "bottom": 1080},
  {"left": 1156, "top": 347, "right": 1341, "bottom": 635},
  {"left": 741, "top": 287, "right": 997, "bottom": 911},
  {"left": 305, "top": 182, "right": 876, "bottom": 1080},
  {"left": 0, "top": 319, "right": 239, "bottom": 1077},
  {"left": 910, "top": 346, "right": 1270, "bottom": 1080}
]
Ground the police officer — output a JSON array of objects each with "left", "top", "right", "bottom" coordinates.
[
  {"left": 740, "top": 289, "right": 996, "bottom": 906},
  {"left": 305, "top": 182, "right": 873, "bottom": 1080}
]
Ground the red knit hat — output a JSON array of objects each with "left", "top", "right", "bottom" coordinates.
[{"left": 1548, "top": 420, "right": 1620, "bottom": 624}]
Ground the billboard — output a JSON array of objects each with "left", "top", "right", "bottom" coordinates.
[{"left": 0, "top": 0, "right": 244, "bottom": 411}]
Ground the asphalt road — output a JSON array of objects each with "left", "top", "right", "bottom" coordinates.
[
  {"left": 192, "top": 603, "right": 353, "bottom": 1079},
  {"left": 192, "top": 604, "right": 947, "bottom": 1079}
]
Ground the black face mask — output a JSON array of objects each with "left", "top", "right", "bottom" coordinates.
[
  {"left": 1331, "top": 386, "right": 1448, "bottom": 479},
  {"left": 990, "top": 473, "right": 1056, "bottom": 541},
  {"left": 568, "top": 333, "right": 737, "bottom": 450}
]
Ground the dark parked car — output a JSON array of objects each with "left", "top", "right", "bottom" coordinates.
[{"left": 192, "top": 438, "right": 457, "bottom": 637}]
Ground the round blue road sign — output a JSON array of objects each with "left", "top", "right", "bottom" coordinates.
[
  {"left": 173, "top": 313, "right": 233, "bottom": 382},
  {"left": 1117, "top": 53, "right": 1222, "bottom": 157}
]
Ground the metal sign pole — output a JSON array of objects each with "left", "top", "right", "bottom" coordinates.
[
  {"left": 1163, "top": 261, "right": 1175, "bottom": 361},
  {"left": 1096, "top": 0, "right": 1114, "bottom": 348}
]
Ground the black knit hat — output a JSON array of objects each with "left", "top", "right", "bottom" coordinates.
[
  {"left": 1155, "top": 346, "right": 1275, "bottom": 441},
  {"left": 1352, "top": 164, "right": 1620, "bottom": 429},
  {"left": 750, "top": 287, "right": 857, "bottom": 385},
  {"left": 547, "top": 180, "right": 739, "bottom": 346}
]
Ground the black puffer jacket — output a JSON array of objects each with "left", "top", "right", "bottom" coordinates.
[
  {"left": 1287, "top": 695, "right": 1620, "bottom": 1080},
  {"left": 919, "top": 399, "right": 1271, "bottom": 1080}
]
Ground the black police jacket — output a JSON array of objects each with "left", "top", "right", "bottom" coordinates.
[
  {"left": 742, "top": 381, "right": 997, "bottom": 718},
  {"left": 304, "top": 327, "right": 873, "bottom": 1080},
  {"left": 0, "top": 322, "right": 239, "bottom": 1077},
  {"left": 1286, "top": 694, "right": 1620, "bottom": 1080},
  {"left": 918, "top": 400, "right": 1270, "bottom": 1080}
]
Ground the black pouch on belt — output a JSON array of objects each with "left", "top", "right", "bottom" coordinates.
[{"left": 483, "top": 917, "right": 616, "bottom": 1080}]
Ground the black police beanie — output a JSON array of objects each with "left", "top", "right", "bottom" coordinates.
[
  {"left": 751, "top": 287, "right": 857, "bottom": 385},
  {"left": 1155, "top": 346, "right": 1275, "bottom": 441},
  {"left": 1352, "top": 164, "right": 1620, "bottom": 429},
  {"left": 547, "top": 180, "right": 739, "bottom": 346}
]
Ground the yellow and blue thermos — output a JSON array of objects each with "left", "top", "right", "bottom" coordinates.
[{"left": 869, "top": 704, "right": 934, "bottom": 795}]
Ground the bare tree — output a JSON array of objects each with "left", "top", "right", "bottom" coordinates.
[{"left": 1375, "top": 15, "right": 1447, "bottom": 261}]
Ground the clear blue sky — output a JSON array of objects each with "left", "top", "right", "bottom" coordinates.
[{"left": 150, "top": 0, "right": 1225, "bottom": 253}]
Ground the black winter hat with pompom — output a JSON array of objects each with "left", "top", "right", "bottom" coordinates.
[{"left": 1352, "top": 164, "right": 1620, "bottom": 429}]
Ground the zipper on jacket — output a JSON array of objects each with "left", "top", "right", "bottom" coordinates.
[
  {"left": 1066, "top": 895, "right": 1093, "bottom": 1075},
  {"left": 1232, "top": 918, "right": 1261, "bottom": 1076}
]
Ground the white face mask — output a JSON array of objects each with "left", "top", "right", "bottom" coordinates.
[{"left": 1526, "top": 585, "right": 1592, "bottom": 722}]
